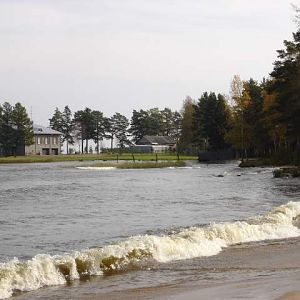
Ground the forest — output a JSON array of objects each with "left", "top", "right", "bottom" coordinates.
[{"left": 0, "top": 19, "right": 299, "bottom": 164}]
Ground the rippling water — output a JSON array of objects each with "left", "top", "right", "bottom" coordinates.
[{"left": 0, "top": 161, "right": 299, "bottom": 299}]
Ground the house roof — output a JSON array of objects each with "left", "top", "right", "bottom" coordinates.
[
  {"left": 136, "top": 135, "right": 175, "bottom": 145},
  {"left": 33, "top": 124, "right": 62, "bottom": 135}
]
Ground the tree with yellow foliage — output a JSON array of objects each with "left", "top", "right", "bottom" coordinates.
[{"left": 226, "top": 75, "right": 251, "bottom": 161}]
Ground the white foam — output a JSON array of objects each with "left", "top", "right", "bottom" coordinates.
[
  {"left": 76, "top": 167, "right": 116, "bottom": 170},
  {"left": 1, "top": 201, "right": 300, "bottom": 299}
]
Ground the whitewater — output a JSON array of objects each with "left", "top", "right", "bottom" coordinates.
[
  {"left": 1, "top": 161, "right": 300, "bottom": 299},
  {"left": 1, "top": 201, "right": 300, "bottom": 299}
]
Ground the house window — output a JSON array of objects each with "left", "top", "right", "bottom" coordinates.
[
  {"left": 37, "top": 137, "right": 41, "bottom": 145},
  {"left": 53, "top": 137, "right": 57, "bottom": 145},
  {"left": 45, "top": 137, "right": 48, "bottom": 145}
]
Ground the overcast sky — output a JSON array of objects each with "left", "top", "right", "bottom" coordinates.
[{"left": 0, "top": 0, "right": 298, "bottom": 125}]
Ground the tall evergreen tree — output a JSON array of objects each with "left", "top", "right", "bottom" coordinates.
[
  {"left": 50, "top": 107, "right": 74, "bottom": 154},
  {"left": 49, "top": 108, "right": 64, "bottom": 133},
  {"left": 114, "top": 113, "right": 130, "bottom": 148},
  {"left": 129, "top": 109, "right": 149, "bottom": 143},
  {"left": 243, "top": 79, "right": 269, "bottom": 156},
  {"left": 91, "top": 110, "right": 105, "bottom": 154},
  {"left": 146, "top": 108, "right": 163, "bottom": 136},
  {"left": 193, "top": 92, "right": 230, "bottom": 151},
  {"left": 74, "top": 108, "right": 94, "bottom": 154},
  {"left": 0, "top": 102, "right": 33, "bottom": 156},
  {"left": 269, "top": 28, "right": 300, "bottom": 154},
  {"left": 0, "top": 102, "right": 16, "bottom": 155},
  {"left": 105, "top": 113, "right": 130, "bottom": 150},
  {"left": 170, "top": 111, "right": 182, "bottom": 142},
  {"left": 12, "top": 102, "right": 34, "bottom": 154},
  {"left": 62, "top": 106, "right": 74, "bottom": 154}
]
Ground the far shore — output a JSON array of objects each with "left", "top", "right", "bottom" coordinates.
[
  {"left": 0, "top": 153, "right": 198, "bottom": 164},
  {"left": 80, "top": 161, "right": 186, "bottom": 169},
  {"left": 239, "top": 158, "right": 300, "bottom": 177},
  {"left": 239, "top": 158, "right": 300, "bottom": 168}
]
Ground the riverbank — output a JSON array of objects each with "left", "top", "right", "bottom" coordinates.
[
  {"left": 237, "top": 158, "right": 300, "bottom": 178},
  {"left": 80, "top": 237, "right": 300, "bottom": 300},
  {"left": 0, "top": 153, "right": 197, "bottom": 164},
  {"left": 239, "top": 158, "right": 300, "bottom": 168}
]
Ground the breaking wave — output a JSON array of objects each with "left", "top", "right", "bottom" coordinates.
[
  {"left": 76, "top": 166, "right": 116, "bottom": 170},
  {"left": 1, "top": 201, "right": 300, "bottom": 299}
]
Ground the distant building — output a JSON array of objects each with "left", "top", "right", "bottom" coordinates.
[
  {"left": 134, "top": 135, "right": 176, "bottom": 153},
  {"left": 25, "top": 124, "right": 62, "bottom": 155}
]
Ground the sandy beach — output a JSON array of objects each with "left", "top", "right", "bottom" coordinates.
[{"left": 79, "top": 237, "right": 300, "bottom": 300}]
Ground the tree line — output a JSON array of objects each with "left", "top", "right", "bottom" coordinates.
[
  {"left": 1, "top": 15, "right": 299, "bottom": 163},
  {"left": 48, "top": 106, "right": 183, "bottom": 154},
  {"left": 178, "top": 19, "right": 300, "bottom": 164}
]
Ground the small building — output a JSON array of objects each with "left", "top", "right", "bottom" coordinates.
[
  {"left": 25, "top": 124, "right": 62, "bottom": 155},
  {"left": 134, "top": 135, "right": 176, "bottom": 153}
]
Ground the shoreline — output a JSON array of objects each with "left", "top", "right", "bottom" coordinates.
[
  {"left": 239, "top": 158, "right": 300, "bottom": 168},
  {"left": 15, "top": 237, "right": 300, "bottom": 300},
  {"left": 0, "top": 154, "right": 197, "bottom": 164},
  {"left": 82, "top": 237, "right": 300, "bottom": 300}
]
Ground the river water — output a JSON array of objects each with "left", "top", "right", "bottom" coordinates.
[{"left": 0, "top": 161, "right": 300, "bottom": 299}]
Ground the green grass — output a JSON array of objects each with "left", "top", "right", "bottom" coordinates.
[
  {"left": 90, "top": 161, "right": 186, "bottom": 169},
  {"left": 0, "top": 153, "right": 197, "bottom": 164}
]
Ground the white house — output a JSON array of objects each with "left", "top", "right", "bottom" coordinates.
[{"left": 25, "top": 124, "right": 62, "bottom": 155}]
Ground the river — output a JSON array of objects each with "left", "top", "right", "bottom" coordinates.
[{"left": 0, "top": 161, "right": 299, "bottom": 299}]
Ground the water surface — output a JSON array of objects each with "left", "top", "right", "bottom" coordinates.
[{"left": 0, "top": 161, "right": 299, "bottom": 299}]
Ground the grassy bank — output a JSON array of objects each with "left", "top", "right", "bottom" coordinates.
[
  {"left": 89, "top": 161, "right": 186, "bottom": 169},
  {"left": 0, "top": 153, "right": 197, "bottom": 164}
]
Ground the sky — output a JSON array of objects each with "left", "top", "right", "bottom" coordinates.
[{"left": 0, "top": 0, "right": 299, "bottom": 125}]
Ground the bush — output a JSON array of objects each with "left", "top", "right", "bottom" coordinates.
[{"left": 273, "top": 169, "right": 284, "bottom": 178}]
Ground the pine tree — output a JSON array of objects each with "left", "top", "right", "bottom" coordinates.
[
  {"left": 62, "top": 106, "right": 74, "bottom": 154},
  {"left": 12, "top": 102, "right": 34, "bottom": 154},
  {"left": 193, "top": 92, "right": 230, "bottom": 151},
  {"left": 91, "top": 110, "right": 105, "bottom": 154},
  {"left": 0, "top": 102, "right": 15, "bottom": 155},
  {"left": 269, "top": 29, "right": 300, "bottom": 156},
  {"left": 74, "top": 108, "right": 94, "bottom": 154},
  {"left": 114, "top": 113, "right": 130, "bottom": 148},
  {"left": 105, "top": 113, "right": 130, "bottom": 150},
  {"left": 49, "top": 108, "right": 64, "bottom": 133},
  {"left": 129, "top": 109, "right": 149, "bottom": 143},
  {"left": 0, "top": 102, "right": 33, "bottom": 156}
]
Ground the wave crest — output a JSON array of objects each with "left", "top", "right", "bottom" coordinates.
[{"left": 1, "top": 201, "right": 300, "bottom": 299}]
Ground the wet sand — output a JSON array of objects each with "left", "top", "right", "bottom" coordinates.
[
  {"left": 277, "top": 292, "right": 300, "bottom": 300},
  {"left": 81, "top": 271, "right": 300, "bottom": 300},
  {"left": 161, "top": 273, "right": 300, "bottom": 300},
  {"left": 14, "top": 237, "right": 300, "bottom": 300},
  {"left": 81, "top": 237, "right": 300, "bottom": 300}
]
